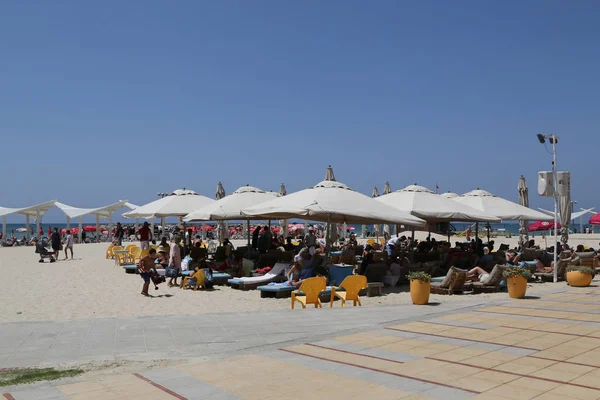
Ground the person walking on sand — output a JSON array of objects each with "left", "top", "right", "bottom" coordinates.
[
  {"left": 115, "top": 222, "right": 125, "bottom": 246},
  {"left": 137, "top": 222, "right": 152, "bottom": 250},
  {"left": 63, "top": 230, "right": 74, "bottom": 260},
  {"left": 167, "top": 235, "right": 181, "bottom": 287},
  {"left": 51, "top": 228, "right": 61, "bottom": 260},
  {"left": 139, "top": 248, "right": 158, "bottom": 296}
]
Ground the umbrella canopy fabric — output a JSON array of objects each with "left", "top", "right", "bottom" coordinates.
[
  {"left": 440, "top": 192, "right": 459, "bottom": 199},
  {"left": 376, "top": 185, "right": 500, "bottom": 223},
  {"left": 183, "top": 185, "right": 280, "bottom": 221},
  {"left": 517, "top": 175, "right": 530, "bottom": 248},
  {"left": 123, "top": 189, "right": 214, "bottom": 218},
  {"left": 453, "top": 189, "right": 553, "bottom": 221},
  {"left": 590, "top": 213, "right": 600, "bottom": 225},
  {"left": 241, "top": 171, "right": 426, "bottom": 226},
  {"left": 529, "top": 221, "right": 561, "bottom": 232}
]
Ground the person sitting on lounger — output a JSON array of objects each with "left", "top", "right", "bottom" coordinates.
[
  {"left": 466, "top": 266, "right": 490, "bottom": 282},
  {"left": 287, "top": 261, "right": 303, "bottom": 288}
]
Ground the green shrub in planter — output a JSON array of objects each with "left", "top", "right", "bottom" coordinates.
[
  {"left": 503, "top": 267, "right": 531, "bottom": 279},
  {"left": 566, "top": 265, "right": 595, "bottom": 276},
  {"left": 406, "top": 271, "right": 431, "bottom": 283}
]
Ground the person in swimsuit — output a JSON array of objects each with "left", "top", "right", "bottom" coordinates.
[{"left": 139, "top": 248, "right": 158, "bottom": 296}]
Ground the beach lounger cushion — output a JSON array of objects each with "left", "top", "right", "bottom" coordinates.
[
  {"left": 439, "top": 266, "right": 467, "bottom": 288},
  {"left": 480, "top": 265, "right": 506, "bottom": 286}
]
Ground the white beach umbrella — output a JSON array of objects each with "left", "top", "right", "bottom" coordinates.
[
  {"left": 123, "top": 189, "right": 214, "bottom": 219},
  {"left": 376, "top": 185, "right": 500, "bottom": 223},
  {"left": 440, "top": 192, "right": 459, "bottom": 199},
  {"left": 241, "top": 168, "right": 425, "bottom": 227},
  {"left": 453, "top": 189, "right": 553, "bottom": 221},
  {"left": 517, "top": 176, "right": 530, "bottom": 248},
  {"left": 184, "top": 185, "right": 280, "bottom": 249},
  {"left": 184, "top": 185, "right": 279, "bottom": 221}
]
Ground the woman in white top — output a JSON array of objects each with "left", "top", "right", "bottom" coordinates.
[
  {"left": 63, "top": 230, "right": 74, "bottom": 260},
  {"left": 168, "top": 235, "right": 182, "bottom": 287}
]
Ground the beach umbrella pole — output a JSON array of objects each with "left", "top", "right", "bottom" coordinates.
[
  {"left": 246, "top": 219, "right": 251, "bottom": 256},
  {"left": 475, "top": 222, "right": 479, "bottom": 252},
  {"left": 78, "top": 217, "right": 82, "bottom": 243},
  {"left": 36, "top": 211, "right": 40, "bottom": 240},
  {"left": 2, "top": 215, "right": 5, "bottom": 241},
  {"left": 25, "top": 215, "right": 30, "bottom": 241},
  {"left": 96, "top": 215, "right": 100, "bottom": 243}
]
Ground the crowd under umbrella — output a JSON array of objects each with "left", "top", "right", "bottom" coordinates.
[
  {"left": 183, "top": 185, "right": 280, "bottom": 250},
  {"left": 375, "top": 184, "right": 500, "bottom": 241},
  {"left": 517, "top": 175, "right": 530, "bottom": 249},
  {"left": 241, "top": 166, "right": 426, "bottom": 252},
  {"left": 123, "top": 189, "right": 214, "bottom": 240}
]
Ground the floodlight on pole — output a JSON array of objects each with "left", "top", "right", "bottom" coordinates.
[{"left": 537, "top": 133, "right": 560, "bottom": 283}]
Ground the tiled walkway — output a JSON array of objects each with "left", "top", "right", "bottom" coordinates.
[{"left": 5, "top": 286, "right": 600, "bottom": 399}]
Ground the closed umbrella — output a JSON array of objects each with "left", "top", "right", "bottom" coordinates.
[
  {"left": 371, "top": 186, "right": 380, "bottom": 238},
  {"left": 279, "top": 183, "right": 288, "bottom": 239},
  {"left": 383, "top": 182, "right": 392, "bottom": 237},
  {"left": 215, "top": 182, "right": 227, "bottom": 244},
  {"left": 517, "top": 175, "right": 530, "bottom": 248},
  {"left": 559, "top": 182, "right": 571, "bottom": 245}
]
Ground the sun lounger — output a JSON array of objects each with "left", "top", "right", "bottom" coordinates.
[
  {"left": 227, "top": 262, "right": 288, "bottom": 290},
  {"left": 122, "top": 265, "right": 138, "bottom": 274},
  {"left": 430, "top": 267, "right": 468, "bottom": 295},
  {"left": 464, "top": 264, "right": 506, "bottom": 293},
  {"left": 258, "top": 283, "right": 296, "bottom": 298}
]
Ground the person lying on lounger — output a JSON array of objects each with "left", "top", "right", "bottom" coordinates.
[{"left": 466, "top": 266, "right": 490, "bottom": 282}]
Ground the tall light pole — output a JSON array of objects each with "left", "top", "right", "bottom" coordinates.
[{"left": 537, "top": 134, "right": 560, "bottom": 283}]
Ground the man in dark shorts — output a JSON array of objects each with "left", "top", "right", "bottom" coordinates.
[
  {"left": 139, "top": 248, "right": 158, "bottom": 296},
  {"left": 50, "top": 228, "right": 61, "bottom": 260}
]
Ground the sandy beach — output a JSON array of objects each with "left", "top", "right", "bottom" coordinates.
[{"left": 0, "top": 234, "right": 598, "bottom": 323}]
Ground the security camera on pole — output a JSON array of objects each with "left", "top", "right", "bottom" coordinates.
[{"left": 536, "top": 134, "right": 561, "bottom": 283}]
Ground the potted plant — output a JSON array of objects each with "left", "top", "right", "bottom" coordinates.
[
  {"left": 503, "top": 267, "right": 531, "bottom": 299},
  {"left": 566, "top": 265, "right": 594, "bottom": 287},
  {"left": 407, "top": 271, "right": 431, "bottom": 305}
]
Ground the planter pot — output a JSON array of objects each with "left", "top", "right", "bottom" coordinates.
[
  {"left": 410, "top": 280, "right": 430, "bottom": 305},
  {"left": 507, "top": 276, "right": 527, "bottom": 299},
  {"left": 567, "top": 271, "right": 593, "bottom": 287}
]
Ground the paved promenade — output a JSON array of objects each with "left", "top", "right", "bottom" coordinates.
[{"left": 5, "top": 284, "right": 600, "bottom": 399}]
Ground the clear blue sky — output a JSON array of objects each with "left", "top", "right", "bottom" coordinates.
[{"left": 1, "top": 0, "right": 599, "bottom": 222}]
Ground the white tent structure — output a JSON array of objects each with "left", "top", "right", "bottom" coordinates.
[
  {"left": 0, "top": 200, "right": 57, "bottom": 241},
  {"left": 184, "top": 185, "right": 280, "bottom": 248},
  {"left": 55, "top": 200, "right": 130, "bottom": 242},
  {"left": 538, "top": 207, "right": 595, "bottom": 234},
  {"left": 123, "top": 189, "right": 214, "bottom": 237},
  {"left": 376, "top": 185, "right": 501, "bottom": 223},
  {"left": 242, "top": 167, "right": 426, "bottom": 250},
  {"left": 453, "top": 190, "right": 554, "bottom": 222}
]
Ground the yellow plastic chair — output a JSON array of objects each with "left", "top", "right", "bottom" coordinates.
[
  {"left": 150, "top": 245, "right": 159, "bottom": 251},
  {"left": 140, "top": 249, "right": 150, "bottom": 260},
  {"left": 125, "top": 244, "right": 136, "bottom": 252},
  {"left": 181, "top": 269, "right": 206, "bottom": 291},
  {"left": 366, "top": 239, "right": 375, "bottom": 245},
  {"left": 105, "top": 246, "right": 114, "bottom": 259},
  {"left": 115, "top": 251, "right": 132, "bottom": 266},
  {"left": 291, "top": 277, "right": 326, "bottom": 309},
  {"left": 130, "top": 247, "right": 141, "bottom": 262},
  {"left": 330, "top": 275, "right": 367, "bottom": 308}
]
